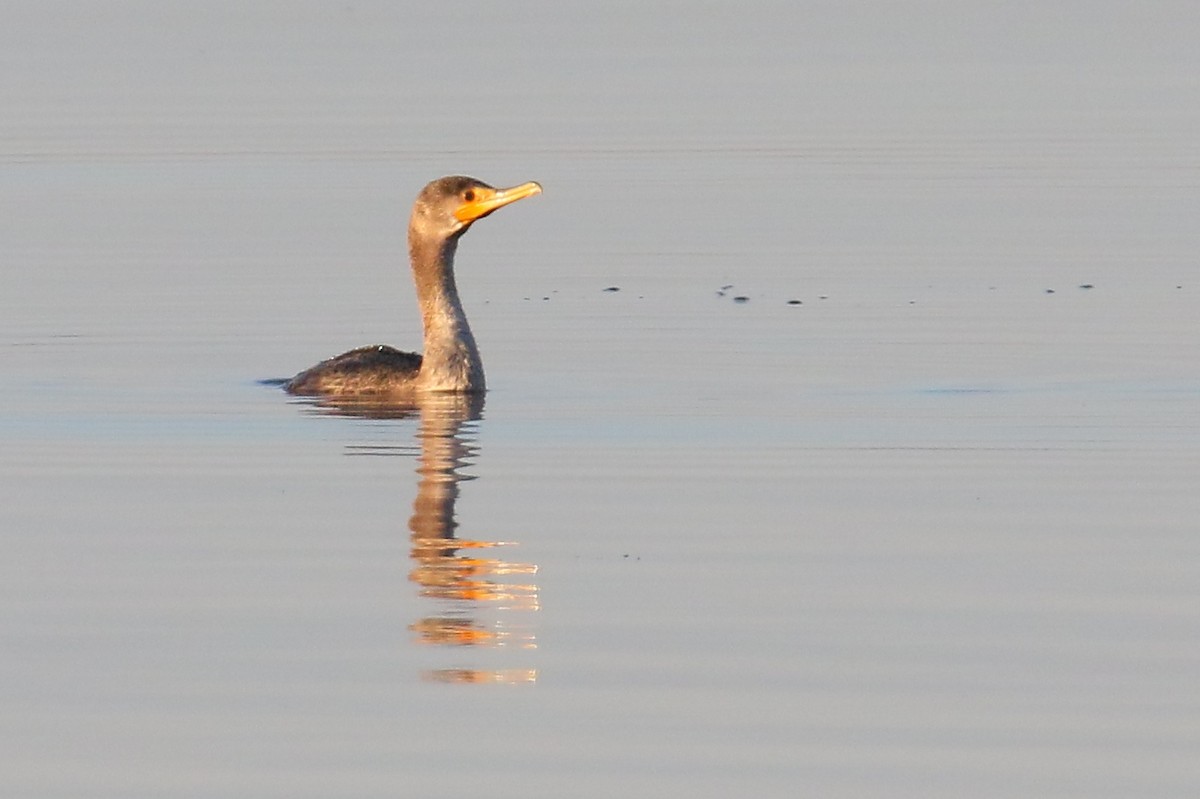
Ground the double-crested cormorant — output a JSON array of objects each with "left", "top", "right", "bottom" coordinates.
[{"left": 285, "top": 176, "right": 541, "bottom": 397}]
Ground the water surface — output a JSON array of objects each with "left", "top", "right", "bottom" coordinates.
[{"left": 2, "top": 3, "right": 1199, "bottom": 797}]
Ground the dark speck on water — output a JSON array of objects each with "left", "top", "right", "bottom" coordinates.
[
  {"left": 787, "top": 299, "right": 802, "bottom": 305},
  {"left": 1045, "top": 288, "right": 1056, "bottom": 294},
  {"left": 1079, "top": 284, "right": 1095, "bottom": 290},
  {"left": 603, "top": 286, "right": 620, "bottom": 292},
  {"left": 733, "top": 296, "right": 749, "bottom": 303}
]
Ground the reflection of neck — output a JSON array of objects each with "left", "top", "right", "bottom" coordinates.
[
  {"left": 410, "top": 234, "right": 484, "bottom": 392},
  {"left": 409, "top": 395, "right": 477, "bottom": 548},
  {"left": 406, "top": 394, "right": 540, "bottom": 677}
]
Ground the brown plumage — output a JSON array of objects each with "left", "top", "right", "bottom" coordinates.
[
  {"left": 285, "top": 344, "right": 423, "bottom": 396},
  {"left": 285, "top": 175, "right": 541, "bottom": 398}
]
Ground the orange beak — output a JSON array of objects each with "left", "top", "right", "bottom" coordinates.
[{"left": 453, "top": 181, "right": 543, "bottom": 224}]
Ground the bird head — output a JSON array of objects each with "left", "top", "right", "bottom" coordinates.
[{"left": 411, "top": 176, "right": 542, "bottom": 239}]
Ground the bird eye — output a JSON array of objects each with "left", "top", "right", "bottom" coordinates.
[{"left": 463, "top": 190, "right": 476, "bottom": 202}]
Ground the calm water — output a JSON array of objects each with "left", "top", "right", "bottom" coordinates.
[{"left": 3, "top": 3, "right": 1199, "bottom": 797}]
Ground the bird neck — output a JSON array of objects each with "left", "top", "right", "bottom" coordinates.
[{"left": 409, "top": 234, "right": 485, "bottom": 392}]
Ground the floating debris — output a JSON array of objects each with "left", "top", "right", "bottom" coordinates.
[
  {"left": 1045, "top": 288, "right": 1056, "bottom": 294},
  {"left": 733, "top": 295, "right": 750, "bottom": 303},
  {"left": 602, "top": 286, "right": 620, "bottom": 292},
  {"left": 1079, "top": 284, "right": 1094, "bottom": 290},
  {"left": 786, "top": 299, "right": 802, "bottom": 305}
]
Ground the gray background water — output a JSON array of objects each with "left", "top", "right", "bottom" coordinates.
[{"left": 2, "top": 2, "right": 1198, "bottom": 797}]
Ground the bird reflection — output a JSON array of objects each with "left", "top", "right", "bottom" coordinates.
[{"left": 297, "top": 393, "right": 538, "bottom": 685}]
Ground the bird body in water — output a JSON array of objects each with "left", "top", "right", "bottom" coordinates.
[{"left": 285, "top": 176, "right": 541, "bottom": 398}]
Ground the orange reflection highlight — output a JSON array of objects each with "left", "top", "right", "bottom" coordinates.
[
  {"left": 400, "top": 394, "right": 539, "bottom": 680},
  {"left": 422, "top": 669, "right": 538, "bottom": 685},
  {"left": 293, "top": 391, "right": 539, "bottom": 684}
]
